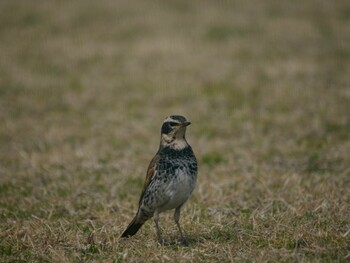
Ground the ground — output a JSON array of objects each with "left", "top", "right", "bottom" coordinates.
[{"left": 0, "top": 0, "right": 349, "bottom": 262}]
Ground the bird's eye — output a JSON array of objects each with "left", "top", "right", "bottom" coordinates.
[{"left": 169, "top": 122, "right": 178, "bottom": 127}]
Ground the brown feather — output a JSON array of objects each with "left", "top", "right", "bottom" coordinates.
[
  {"left": 121, "top": 154, "right": 161, "bottom": 238},
  {"left": 138, "top": 152, "right": 160, "bottom": 205}
]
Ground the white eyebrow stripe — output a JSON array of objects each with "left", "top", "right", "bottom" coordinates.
[{"left": 163, "top": 116, "right": 179, "bottom": 123}]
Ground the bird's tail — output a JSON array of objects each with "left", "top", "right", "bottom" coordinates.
[{"left": 121, "top": 215, "right": 144, "bottom": 238}]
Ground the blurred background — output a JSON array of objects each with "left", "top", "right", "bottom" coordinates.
[{"left": 0, "top": 0, "right": 349, "bottom": 261}]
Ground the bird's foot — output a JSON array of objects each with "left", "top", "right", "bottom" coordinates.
[
  {"left": 158, "top": 237, "right": 168, "bottom": 246},
  {"left": 179, "top": 237, "right": 189, "bottom": 246}
]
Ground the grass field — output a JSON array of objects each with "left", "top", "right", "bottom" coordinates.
[{"left": 1, "top": 0, "right": 349, "bottom": 262}]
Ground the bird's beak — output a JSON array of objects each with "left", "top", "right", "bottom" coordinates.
[{"left": 182, "top": 121, "right": 191, "bottom": 127}]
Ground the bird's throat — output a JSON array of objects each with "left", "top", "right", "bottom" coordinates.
[{"left": 161, "top": 135, "right": 188, "bottom": 150}]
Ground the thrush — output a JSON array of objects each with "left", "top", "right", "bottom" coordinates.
[{"left": 121, "top": 115, "right": 198, "bottom": 244}]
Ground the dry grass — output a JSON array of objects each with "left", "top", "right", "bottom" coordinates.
[{"left": 1, "top": 0, "right": 349, "bottom": 262}]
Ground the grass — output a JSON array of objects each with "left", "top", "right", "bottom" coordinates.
[{"left": 0, "top": 0, "right": 349, "bottom": 262}]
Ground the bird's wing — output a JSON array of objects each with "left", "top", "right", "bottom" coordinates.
[{"left": 138, "top": 151, "right": 160, "bottom": 205}]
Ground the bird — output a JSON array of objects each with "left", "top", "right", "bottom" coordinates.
[{"left": 121, "top": 115, "right": 198, "bottom": 244}]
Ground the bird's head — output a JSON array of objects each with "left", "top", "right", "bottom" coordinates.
[{"left": 160, "top": 115, "right": 191, "bottom": 149}]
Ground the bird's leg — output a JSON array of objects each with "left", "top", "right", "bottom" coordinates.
[
  {"left": 153, "top": 211, "right": 164, "bottom": 244},
  {"left": 174, "top": 207, "right": 188, "bottom": 245}
]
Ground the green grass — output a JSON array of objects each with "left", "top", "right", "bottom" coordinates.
[{"left": 1, "top": 0, "right": 349, "bottom": 262}]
